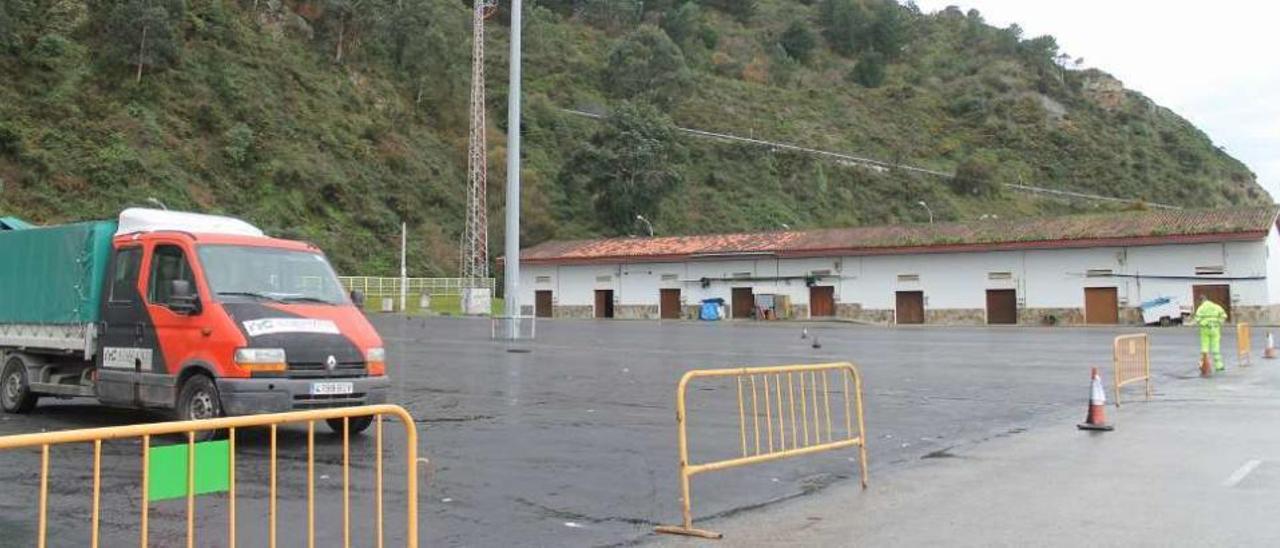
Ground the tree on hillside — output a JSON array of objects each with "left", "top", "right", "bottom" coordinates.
[
  {"left": 820, "top": 0, "right": 908, "bottom": 59},
  {"left": 819, "top": 0, "right": 866, "bottom": 56},
  {"left": 866, "top": 0, "right": 908, "bottom": 59},
  {"left": 321, "top": 0, "right": 372, "bottom": 64},
  {"left": 603, "top": 25, "right": 693, "bottom": 108},
  {"left": 779, "top": 19, "right": 817, "bottom": 63},
  {"left": 0, "top": 3, "right": 15, "bottom": 51},
  {"left": 559, "top": 102, "right": 684, "bottom": 234},
  {"left": 384, "top": 0, "right": 465, "bottom": 115},
  {"left": 100, "top": 0, "right": 186, "bottom": 82},
  {"left": 660, "top": 1, "right": 705, "bottom": 49}
]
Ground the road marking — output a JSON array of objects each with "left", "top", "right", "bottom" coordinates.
[{"left": 1223, "top": 459, "right": 1262, "bottom": 487}]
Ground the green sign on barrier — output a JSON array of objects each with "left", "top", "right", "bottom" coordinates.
[{"left": 147, "top": 439, "right": 230, "bottom": 501}]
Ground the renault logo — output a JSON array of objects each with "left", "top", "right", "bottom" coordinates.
[{"left": 326, "top": 355, "right": 338, "bottom": 371}]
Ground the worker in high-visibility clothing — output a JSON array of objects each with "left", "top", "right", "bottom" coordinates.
[{"left": 1191, "top": 294, "right": 1229, "bottom": 371}]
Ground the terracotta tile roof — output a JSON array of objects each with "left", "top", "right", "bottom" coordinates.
[{"left": 520, "top": 207, "right": 1280, "bottom": 265}]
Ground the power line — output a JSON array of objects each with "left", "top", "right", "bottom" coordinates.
[{"left": 560, "top": 108, "right": 1181, "bottom": 211}]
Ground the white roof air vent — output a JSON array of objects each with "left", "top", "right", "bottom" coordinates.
[{"left": 116, "top": 208, "right": 265, "bottom": 238}]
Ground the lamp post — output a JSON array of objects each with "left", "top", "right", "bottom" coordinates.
[
  {"left": 916, "top": 200, "right": 934, "bottom": 224},
  {"left": 502, "top": 0, "right": 523, "bottom": 337},
  {"left": 636, "top": 215, "right": 654, "bottom": 237}
]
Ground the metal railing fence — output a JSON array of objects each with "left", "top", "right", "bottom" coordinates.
[
  {"left": 339, "top": 277, "right": 495, "bottom": 298},
  {"left": 1112, "top": 334, "right": 1151, "bottom": 407},
  {"left": 655, "top": 362, "right": 868, "bottom": 539},
  {"left": 0, "top": 405, "right": 419, "bottom": 548}
]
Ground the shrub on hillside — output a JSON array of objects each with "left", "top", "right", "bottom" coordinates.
[
  {"left": 700, "top": 0, "right": 757, "bottom": 23},
  {"left": 950, "top": 152, "right": 1004, "bottom": 197},
  {"left": 779, "top": 20, "right": 817, "bottom": 63},
  {"left": 848, "top": 49, "right": 886, "bottom": 87}
]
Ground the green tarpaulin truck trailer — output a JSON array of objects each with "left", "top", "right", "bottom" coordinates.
[{"left": 0, "top": 220, "right": 117, "bottom": 354}]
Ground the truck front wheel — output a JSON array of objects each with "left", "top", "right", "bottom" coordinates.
[
  {"left": 1, "top": 356, "right": 38, "bottom": 414},
  {"left": 326, "top": 416, "right": 374, "bottom": 436},
  {"left": 176, "top": 374, "right": 223, "bottom": 441}
]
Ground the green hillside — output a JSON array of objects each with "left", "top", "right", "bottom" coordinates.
[{"left": 0, "top": 0, "right": 1266, "bottom": 275}]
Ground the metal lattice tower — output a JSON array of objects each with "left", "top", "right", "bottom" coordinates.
[{"left": 462, "top": 0, "right": 498, "bottom": 281}]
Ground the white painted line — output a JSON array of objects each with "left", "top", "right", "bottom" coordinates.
[{"left": 1223, "top": 459, "right": 1262, "bottom": 487}]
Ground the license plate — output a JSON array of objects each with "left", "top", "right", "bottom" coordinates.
[{"left": 310, "top": 382, "right": 354, "bottom": 396}]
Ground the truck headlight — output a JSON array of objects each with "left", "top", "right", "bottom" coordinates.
[
  {"left": 235, "top": 348, "right": 287, "bottom": 373},
  {"left": 366, "top": 347, "right": 386, "bottom": 376}
]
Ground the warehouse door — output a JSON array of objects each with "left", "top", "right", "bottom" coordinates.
[
  {"left": 594, "top": 290, "right": 614, "bottom": 319},
  {"left": 986, "top": 289, "right": 1017, "bottom": 325},
  {"left": 1192, "top": 284, "right": 1232, "bottom": 321},
  {"left": 535, "top": 290, "right": 553, "bottom": 318},
  {"left": 1084, "top": 287, "right": 1119, "bottom": 324},
  {"left": 660, "top": 289, "right": 682, "bottom": 319},
  {"left": 810, "top": 286, "right": 835, "bottom": 317},
  {"left": 895, "top": 291, "right": 925, "bottom": 324},
  {"left": 731, "top": 287, "right": 755, "bottom": 319}
]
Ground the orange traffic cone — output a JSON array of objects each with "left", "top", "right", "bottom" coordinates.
[
  {"left": 1200, "top": 353, "right": 1213, "bottom": 377},
  {"left": 1265, "top": 332, "right": 1276, "bottom": 360},
  {"left": 1077, "top": 368, "right": 1114, "bottom": 431}
]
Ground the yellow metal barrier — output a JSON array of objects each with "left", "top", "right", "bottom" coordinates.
[
  {"left": 1238, "top": 322, "right": 1252, "bottom": 367},
  {"left": 0, "top": 404, "right": 419, "bottom": 548},
  {"left": 655, "top": 362, "right": 868, "bottom": 539},
  {"left": 1113, "top": 334, "right": 1151, "bottom": 407}
]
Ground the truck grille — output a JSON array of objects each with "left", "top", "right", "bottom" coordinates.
[
  {"left": 293, "top": 393, "right": 368, "bottom": 408},
  {"left": 286, "top": 361, "right": 367, "bottom": 379}
]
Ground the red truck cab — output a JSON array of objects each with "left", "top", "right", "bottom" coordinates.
[{"left": 95, "top": 209, "right": 389, "bottom": 431}]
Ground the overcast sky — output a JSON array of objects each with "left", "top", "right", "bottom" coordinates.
[{"left": 912, "top": 0, "right": 1280, "bottom": 202}]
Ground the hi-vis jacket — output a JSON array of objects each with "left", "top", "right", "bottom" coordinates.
[{"left": 1192, "top": 299, "right": 1228, "bottom": 329}]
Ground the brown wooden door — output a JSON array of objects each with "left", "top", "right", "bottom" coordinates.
[
  {"left": 731, "top": 287, "right": 754, "bottom": 319},
  {"left": 1192, "top": 284, "right": 1232, "bottom": 321},
  {"left": 660, "top": 289, "right": 681, "bottom": 319},
  {"left": 1084, "top": 287, "right": 1119, "bottom": 324},
  {"left": 986, "top": 289, "right": 1017, "bottom": 325},
  {"left": 594, "top": 290, "right": 614, "bottom": 319},
  {"left": 535, "top": 290, "right": 553, "bottom": 318},
  {"left": 895, "top": 291, "right": 924, "bottom": 324},
  {"left": 810, "top": 286, "right": 835, "bottom": 317}
]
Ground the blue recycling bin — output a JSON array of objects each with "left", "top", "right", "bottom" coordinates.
[{"left": 700, "top": 298, "right": 725, "bottom": 321}]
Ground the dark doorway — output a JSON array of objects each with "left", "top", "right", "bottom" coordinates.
[
  {"left": 535, "top": 290, "right": 553, "bottom": 318},
  {"left": 594, "top": 290, "right": 614, "bottom": 319},
  {"left": 1192, "top": 284, "right": 1232, "bottom": 321},
  {"left": 986, "top": 289, "right": 1017, "bottom": 325},
  {"left": 731, "top": 287, "right": 755, "bottom": 319},
  {"left": 660, "top": 289, "right": 682, "bottom": 319},
  {"left": 896, "top": 291, "right": 925, "bottom": 324},
  {"left": 1084, "top": 287, "right": 1119, "bottom": 324},
  {"left": 810, "top": 286, "right": 835, "bottom": 317}
]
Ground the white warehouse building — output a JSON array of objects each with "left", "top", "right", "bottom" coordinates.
[{"left": 516, "top": 207, "right": 1280, "bottom": 326}]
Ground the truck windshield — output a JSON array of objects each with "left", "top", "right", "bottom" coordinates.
[{"left": 198, "top": 245, "right": 349, "bottom": 305}]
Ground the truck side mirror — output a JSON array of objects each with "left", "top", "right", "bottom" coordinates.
[
  {"left": 350, "top": 289, "right": 366, "bottom": 309},
  {"left": 169, "top": 280, "right": 201, "bottom": 315}
]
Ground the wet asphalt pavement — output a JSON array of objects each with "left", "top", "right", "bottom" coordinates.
[{"left": 0, "top": 316, "right": 1224, "bottom": 547}]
